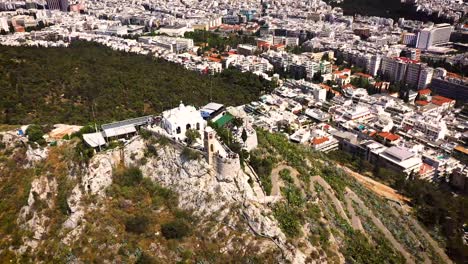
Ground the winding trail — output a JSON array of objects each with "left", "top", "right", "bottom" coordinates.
[
  {"left": 270, "top": 164, "right": 304, "bottom": 196},
  {"left": 268, "top": 164, "right": 449, "bottom": 264},
  {"left": 338, "top": 165, "right": 451, "bottom": 263},
  {"left": 386, "top": 204, "right": 431, "bottom": 264},
  {"left": 343, "top": 191, "right": 364, "bottom": 232},
  {"left": 390, "top": 203, "right": 453, "bottom": 264},
  {"left": 346, "top": 188, "right": 415, "bottom": 264},
  {"left": 310, "top": 176, "right": 350, "bottom": 224}
]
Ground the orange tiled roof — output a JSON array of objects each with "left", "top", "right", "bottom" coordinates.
[
  {"left": 431, "top": 95, "right": 454, "bottom": 106},
  {"left": 418, "top": 88, "right": 431, "bottom": 95},
  {"left": 419, "top": 163, "right": 434, "bottom": 175},
  {"left": 377, "top": 132, "right": 400, "bottom": 141},
  {"left": 208, "top": 57, "right": 222, "bottom": 62},
  {"left": 312, "top": 137, "right": 329, "bottom": 145},
  {"left": 446, "top": 72, "right": 462, "bottom": 79}
]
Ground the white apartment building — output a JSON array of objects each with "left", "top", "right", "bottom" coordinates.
[
  {"left": 368, "top": 54, "right": 381, "bottom": 76},
  {"left": 381, "top": 57, "right": 433, "bottom": 89},
  {"left": 304, "top": 60, "right": 319, "bottom": 80},
  {"left": 416, "top": 23, "right": 453, "bottom": 50},
  {"left": 377, "top": 146, "right": 422, "bottom": 175},
  {"left": 334, "top": 104, "right": 373, "bottom": 121},
  {"left": 381, "top": 57, "right": 408, "bottom": 83},
  {"left": 158, "top": 25, "right": 193, "bottom": 37},
  {"left": 226, "top": 55, "right": 273, "bottom": 73},
  {"left": 417, "top": 66, "right": 433, "bottom": 90},
  {"left": 140, "top": 36, "right": 194, "bottom": 53}
]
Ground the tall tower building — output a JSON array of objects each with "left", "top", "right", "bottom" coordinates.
[
  {"left": 416, "top": 24, "right": 453, "bottom": 50},
  {"left": 405, "top": 63, "right": 422, "bottom": 88},
  {"left": 417, "top": 66, "right": 433, "bottom": 90},
  {"left": 46, "top": 0, "right": 68, "bottom": 12},
  {"left": 368, "top": 54, "right": 381, "bottom": 76},
  {"left": 204, "top": 127, "right": 216, "bottom": 165},
  {"left": 381, "top": 57, "right": 408, "bottom": 83}
]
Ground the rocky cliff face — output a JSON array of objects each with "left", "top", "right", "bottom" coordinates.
[
  {"left": 2, "top": 129, "right": 450, "bottom": 263},
  {"left": 8, "top": 133, "right": 313, "bottom": 263}
]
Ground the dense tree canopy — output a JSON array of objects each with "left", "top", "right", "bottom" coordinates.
[
  {"left": 0, "top": 42, "right": 275, "bottom": 125},
  {"left": 184, "top": 30, "right": 256, "bottom": 52}
]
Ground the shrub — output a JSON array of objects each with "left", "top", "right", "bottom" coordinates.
[
  {"left": 185, "top": 129, "right": 200, "bottom": 146},
  {"left": 181, "top": 147, "right": 200, "bottom": 161},
  {"left": 114, "top": 167, "right": 143, "bottom": 187},
  {"left": 145, "top": 144, "right": 158, "bottom": 157},
  {"left": 273, "top": 203, "right": 302, "bottom": 238},
  {"left": 306, "top": 204, "right": 321, "bottom": 220},
  {"left": 142, "top": 178, "right": 178, "bottom": 208},
  {"left": 26, "top": 124, "right": 45, "bottom": 145},
  {"left": 281, "top": 184, "right": 304, "bottom": 207},
  {"left": 249, "top": 154, "right": 274, "bottom": 195},
  {"left": 140, "top": 129, "right": 152, "bottom": 140},
  {"left": 70, "top": 125, "right": 96, "bottom": 139},
  {"left": 279, "top": 169, "right": 293, "bottom": 184},
  {"left": 73, "top": 140, "right": 95, "bottom": 163},
  {"left": 125, "top": 214, "right": 150, "bottom": 234},
  {"left": 161, "top": 219, "right": 191, "bottom": 239},
  {"left": 156, "top": 135, "right": 170, "bottom": 146}
]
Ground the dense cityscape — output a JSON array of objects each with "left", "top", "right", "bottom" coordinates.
[{"left": 0, "top": 0, "right": 467, "bottom": 263}]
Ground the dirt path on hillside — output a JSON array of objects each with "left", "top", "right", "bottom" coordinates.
[
  {"left": 270, "top": 165, "right": 304, "bottom": 196},
  {"left": 390, "top": 203, "right": 453, "bottom": 264},
  {"left": 338, "top": 165, "right": 410, "bottom": 205},
  {"left": 346, "top": 188, "right": 415, "bottom": 264},
  {"left": 269, "top": 162, "right": 447, "bottom": 264},
  {"left": 386, "top": 204, "right": 431, "bottom": 264},
  {"left": 311, "top": 176, "right": 350, "bottom": 224},
  {"left": 343, "top": 190, "right": 364, "bottom": 232}
]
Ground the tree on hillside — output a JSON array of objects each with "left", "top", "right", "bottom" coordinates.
[
  {"left": 185, "top": 129, "right": 201, "bottom": 146},
  {"left": 26, "top": 124, "right": 45, "bottom": 145},
  {"left": 0, "top": 42, "right": 276, "bottom": 125},
  {"left": 241, "top": 129, "right": 248, "bottom": 143}
]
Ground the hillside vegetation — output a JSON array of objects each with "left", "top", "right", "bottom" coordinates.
[
  {"left": 0, "top": 125, "right": 465, "bottom": 262},
  {"left": 250, "top": 130, "right": 465, "bottom": 263},
  {"left": 0, "top": 132, "right": 280, "bottom": 262},
  {"left": 0, "top": 42, "right": 275, "bottom": 125}
]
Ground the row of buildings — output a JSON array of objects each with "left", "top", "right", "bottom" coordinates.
[{"left": 244, "top": 79, "right": 466, "bottom": 190}]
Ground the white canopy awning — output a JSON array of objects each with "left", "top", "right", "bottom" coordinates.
[
  {"left": 103, "top": 125, "right": 136, "bottom": 138},
  {"left": 83, "top": 132, "right": 106, "bottom": 148}
]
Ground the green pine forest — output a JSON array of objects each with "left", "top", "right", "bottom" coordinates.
[{"left": 0, "top": 42, "right": 276, "bottom": 125}]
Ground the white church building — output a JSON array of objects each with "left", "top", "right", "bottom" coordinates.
[{"left": 161, "top": 102, "right": 207, "bottom": 141}]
